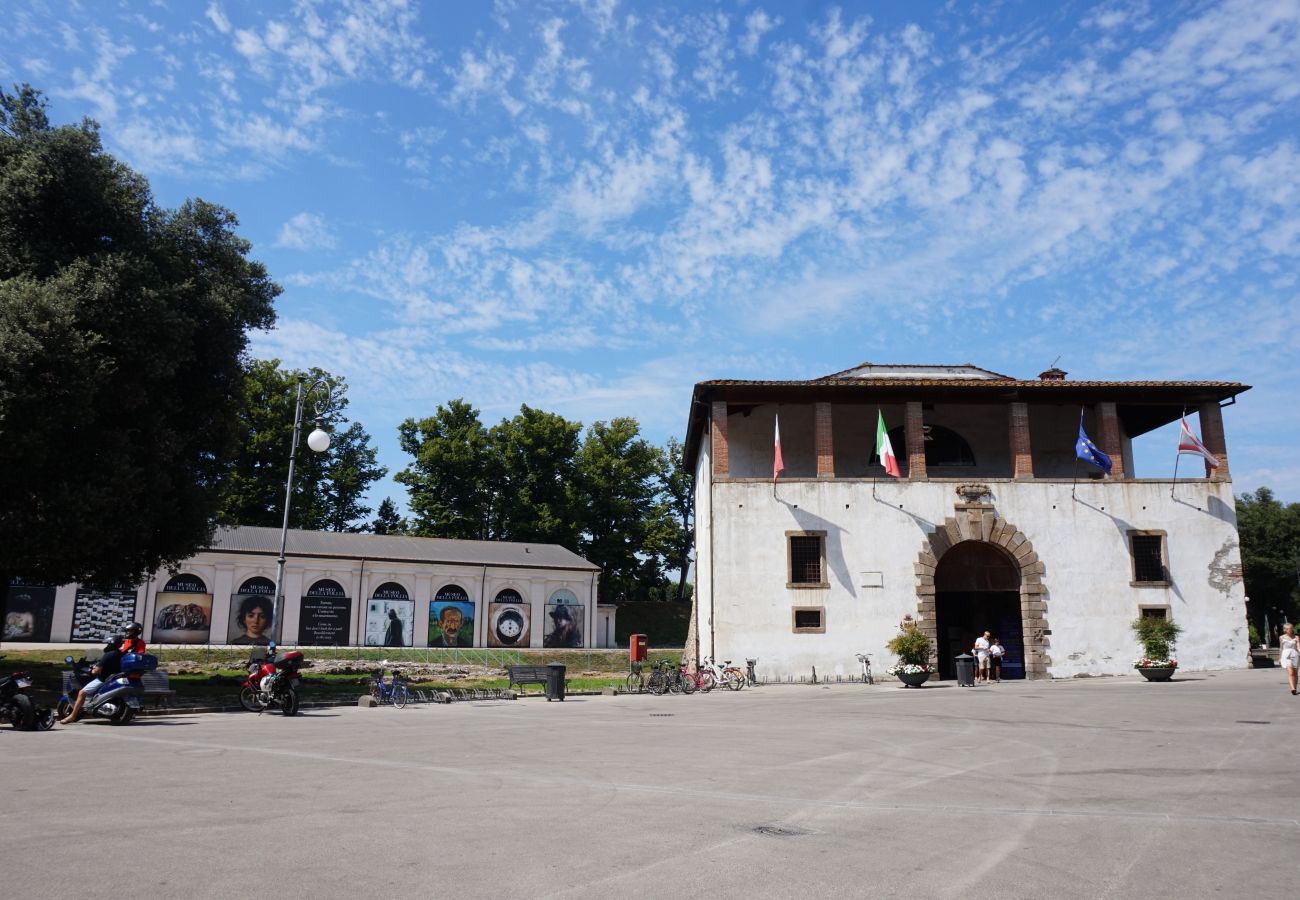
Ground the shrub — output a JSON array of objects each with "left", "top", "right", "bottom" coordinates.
[
  {"left": 1131, "top": 617, "right": 1181, "bottom": 666},
  {"left": 887, "top": 623, "right": 933, "bottom": 667}
]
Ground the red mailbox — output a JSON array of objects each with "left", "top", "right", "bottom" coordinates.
[{"left": 630, "top": 634, "right": 648, "bottom": 663}]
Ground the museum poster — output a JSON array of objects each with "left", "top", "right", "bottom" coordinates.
[
  {"left": 429, "top": 585, "right": 474, "bottom": 647},
  {"left": 152, "top": 573, "right": 213, "bottom": 643},
  {"left": 298, "top": 593, "right": 352, "bottom": 646},
  {"left": 544, "top": 590, "right": 583, "bottom": 648},
  {"left": 487, "top": 602, "right": 531, "bottom": 648},
  {"left": 228, "top": 576, "right": 276, "bottom": 646},
  {"left": 4, "top": 578, "right": 56, "bottom": 642},
  {"left": 71, "top": 582, "right": 139, "bottom": 643},
  {"left": 365, "top": 582, "right": 414, "bottom": 647}
]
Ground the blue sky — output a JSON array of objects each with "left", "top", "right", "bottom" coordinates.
[{"left": 4, "top": 0, "right": 1298, "bottom": 508}]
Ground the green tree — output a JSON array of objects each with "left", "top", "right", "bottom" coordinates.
[
  {"left": 574, "top": 418, "right": 669, "bottom": 603},
  {"left": 1237, "top": 487, "right": 1300, "bottom": 633},
  {"left": 656, "top": 436, "right": 695, "bottom": 602},
  {"left": 489, "top": 405, "right": 582, "bottom": 546},
  {"left": 372, "top": 498, "right": 408, "bottom": 535},
  {"left": 396, "top": 399, "right": 494, "bottom": 539},
  {"left": 0, "top": 86, "right": 278, "bottom": 587},
  {"left": 216, "top": 359, "right": 385, "bottom": 532}
]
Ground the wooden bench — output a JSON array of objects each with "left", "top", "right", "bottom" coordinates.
[{"left": 505, "top": 665, "right": 553, "bottom": 690}]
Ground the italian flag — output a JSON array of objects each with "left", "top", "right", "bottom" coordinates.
[{"left": 876, "top": 410, "right": 900, "bottom": 477}]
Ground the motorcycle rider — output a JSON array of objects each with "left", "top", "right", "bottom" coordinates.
[{"left": 58, "top": 623, "right": 146, "bottom": 725}]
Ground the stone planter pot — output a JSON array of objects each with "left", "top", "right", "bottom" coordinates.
[
  {"left": 896, "top": 670, "right": 932, "bottom": 688},
  {"left": 1137, "top": 666, "right": 1176, "bottom": 682}
]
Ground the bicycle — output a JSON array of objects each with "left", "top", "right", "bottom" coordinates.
[
  {"left": 370, "top": 665, "right": 409, "bottom": 708},
  {"left": 647, "top": 660, "right": 673, "bottom": 696},
  {"left": 856, "top": 653, "right": 874, "bottom": 685},
  {"left": 625, "top": 661, "right": 645, "bottom": 693},
  {"left": 700, "top": 657, "right": 743, "bottom": 691}
]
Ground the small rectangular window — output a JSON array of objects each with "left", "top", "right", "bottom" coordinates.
[
  {"left": 1130, "top": 533, "right": 1167, "bottom": 584},
  {"left": 791, "top": 607, "right": 825, "bottom": 633},
  {"left": 1140, "top": 606, "right": 1168, "bottom": 619},
  {"left": 787, "top": 533, "right": 826, "bottom": 587}
]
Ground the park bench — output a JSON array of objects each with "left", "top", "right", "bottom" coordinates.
[{"left": 505, "top": 664, "right": 553, "bottom": 690}]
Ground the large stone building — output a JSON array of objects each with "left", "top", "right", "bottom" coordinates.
[
  {"left": 3, "top": 527, "right": 610, "bottom": 650},
  {"left": 683, "top": 363, "right": 1250, "bottom": 680}
]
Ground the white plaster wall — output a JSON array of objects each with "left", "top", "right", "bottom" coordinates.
[
  {"left": 728, "top": 403, "right": 816, "bottom": 478},
  {"left": 699, "top": 477, "right": 1246, "bottom": 679},
  {"left": 694, "top": 434, "right": 714, "bottom": 660}
]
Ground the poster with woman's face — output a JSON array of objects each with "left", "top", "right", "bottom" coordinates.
[
  {"left": 4, "top": 579, "right": 56, "bottom": 642},
  {"left": 228, "top": 577, "right": 276, "bottom": 645},
  {"left": 487, "top": 602, "right": 531, "bottom": 648},
  {"left": 544, "top": 590, "right": 583, "bottom": 648},
  {"left": 365, "top": 599, "right": 414, "bottom": 647},
  {"left": 429, "top": 586, "right": 475, "bottom": 647},
  {"left": 71, "top": 584, "right": 138, "bottom": 643},
  {"left": 152, "top": 574, "right": 212, "bottom": 643}
]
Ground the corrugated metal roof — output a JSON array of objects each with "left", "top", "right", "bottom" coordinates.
[
  {"left": 207, "top": 526, "right": 599, "bottom": 572},
  {"left": 695, "top": 378, "right": 1247, "bottom": 389}
]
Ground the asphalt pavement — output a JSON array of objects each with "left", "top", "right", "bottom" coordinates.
[{"left": 2, "top": 668, "right": 1294, "bottom": 899}]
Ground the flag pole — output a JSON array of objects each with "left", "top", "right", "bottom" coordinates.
[
  {"left": 1072, "top": 406, "right": 1083, "bottom": 500},
  {"left": 1170, "top": 407, "right": 1185, "bottom": 498}
]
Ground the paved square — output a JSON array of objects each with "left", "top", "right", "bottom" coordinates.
[{"left": 3, "top": 669, "right": 1293, "bottom": 899}]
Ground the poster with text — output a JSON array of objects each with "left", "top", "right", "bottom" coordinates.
[
  {"left": 4, "top": 579, "right": 56, "bottom": 642},
  {"left": 71, "top": 583, "right": 138, "bottom": 643},
  {"left": 152, "top": 574, "right": 212, "bottom": 643},
  {"left": 429, "top": 585, "right": 475, "bottom": 647},
  {"left": 227, "top": 576, "right": 276, "bottom": 645},
  {"left": 544, "top": 590, "right": 583, "bottom": 648},
  {"left": 297, "top": 596, "right": 352, "bottom": 646},
  {"left": 487, "top": 602, "right": 531, "bottom": 648}
]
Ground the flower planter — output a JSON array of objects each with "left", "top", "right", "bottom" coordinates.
[
  {"left": 1137, "top": 666, "right": 1176, "bottom": 682},
  {"left": 896, "top": 670, "right": 932, "bottom": 688}
]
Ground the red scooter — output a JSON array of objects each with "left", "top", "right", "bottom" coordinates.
[{"left": 239, "top": 643, "right": 305, "bottom": 716}]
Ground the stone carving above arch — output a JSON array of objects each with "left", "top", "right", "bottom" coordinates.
[{"left": 914, "top": 506, "right": 1050, "bottom": 678}]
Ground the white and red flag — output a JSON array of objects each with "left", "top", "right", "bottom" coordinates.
[
  {"left": 1178, "top": 416, "right": 1219, "bottom": 468},
  {"left": 876, "top": 410, "right": 900, "bottom": 477},
  {"left": 773, "top": 413, "right": 785, "bottom": 482}
]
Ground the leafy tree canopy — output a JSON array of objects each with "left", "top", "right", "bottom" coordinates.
[
  {"left": 1237, "top": 487, "right": 1300, "bottom": 633},
  {"left": 0, "top": 85, "right": 278, "bottom": 586}
]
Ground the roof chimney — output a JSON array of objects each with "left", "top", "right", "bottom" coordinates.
[{"left": 1038, "top": 367, "right": 1067, "bottom": 381}]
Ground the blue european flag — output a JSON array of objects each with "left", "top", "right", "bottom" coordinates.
[{"left": 1076, "top": 413, "right": 1112, "bottom": 475}]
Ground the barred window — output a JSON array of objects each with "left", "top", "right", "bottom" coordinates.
[
  {"left": 793, "top": 608, "right": 823, "bottom": 630},
  {"left": 1131, "top": 534, "right": 1167, "bottom": 583},
  {"left": 788, "top": 534, "right": 825, "bottom": 585}
]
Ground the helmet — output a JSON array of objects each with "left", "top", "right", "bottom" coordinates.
[
  {"left": 106, "top": 633, "right": 125, "bottom": 651},
  {"left": 126, "top": 622, "right": 143, "bottom": 637}
]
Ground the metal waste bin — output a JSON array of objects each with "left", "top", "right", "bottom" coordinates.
[
  {"left": 955, "top": 653, "right": 975, "bottom": 687},
  {"left": 545, "top": 663, "right": 567, "bottom": 701}
]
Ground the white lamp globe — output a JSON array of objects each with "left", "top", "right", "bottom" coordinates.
[{"left": 307, "top": 427, "right": 331, "bottom": 453}]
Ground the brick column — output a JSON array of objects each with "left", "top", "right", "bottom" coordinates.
[
  {"left": 711, "top": 401, "right": 729, "bottom": 478},
  {"left": 815, "top": 402, "right": 834, "bottom": 478},
  {"left": 1097, "top": 402, "right": 1125, "bottom": 478},
  {"left": 1198, "top": 401, "right": 1230, "bottom": 481},
  {"left": 1009, "top": 402, "right": 1033, "bottom": 479},
  {"left": 905, "top": 401, "right": 927, "bottom": 480}
]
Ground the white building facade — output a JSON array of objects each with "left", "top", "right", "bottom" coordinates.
[
  {"left": 4, "top": 527, "right": 608, "bottom": 650},
  {"left": 684, "top": 364, "right": 1250, "bottom": 680}
]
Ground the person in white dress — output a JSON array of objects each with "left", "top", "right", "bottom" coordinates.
[{"left": 1281, "top": 622, "right": 1299, "bottom": 695}]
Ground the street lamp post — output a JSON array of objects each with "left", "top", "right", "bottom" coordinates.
[{"left": 272, "top": 378, "right": 333, "bottom": 647}]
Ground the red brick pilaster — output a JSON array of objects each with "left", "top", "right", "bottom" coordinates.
[
  {"left": 815, "top": 402, "right": 834, "bottom": 478},
  {"left": 1010, "top": 402, "right": 1033, "bottom": 479},
  {"left": 1198, "top": 401, "right": 1230, "bottom": 481},
  {"left": 711, "top": 401, "right": 729, "bottom": 478},
  {"left": 1097, "top": 402, "right": 1125, "bottom": 478},
  {"left": 905, "top": 402, "right": 927, "bottom": 480}
]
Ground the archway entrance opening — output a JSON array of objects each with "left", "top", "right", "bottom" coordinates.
[{"left": 934, "top": 541, "right": 1024, "bottom": 680}]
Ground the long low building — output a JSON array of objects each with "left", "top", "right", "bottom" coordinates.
[
  {"left": 683, "top": 362, "right": 1251, "bottom": 680},
  {"left": 3, "top": 526, "right": 610, "bottom": 649}
]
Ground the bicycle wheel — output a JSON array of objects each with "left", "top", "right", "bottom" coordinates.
[
  {"left": 698, "top": 671, "right": 716, "bottom": 692},
  {"left": 725, "top": 668, "right": 745, "bottom": 690},
  {"left": 648, "top": 671, "right": 668, "bottom": 695},
  {"left": 680, "top": 672, "right": 697, "bottom": 694},
  {"left": 624, "top": 673, "right": 643, "bottom": 693},
  {"left": 369, "top": 680, "right": 382, "bottom": 702},
  {"left": 393, "top": 684, "right": 408, "bottom": 709}
]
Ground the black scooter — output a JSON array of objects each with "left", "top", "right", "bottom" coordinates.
[{"left": 0, "top": 668, "right": 56, "bottom": 730}]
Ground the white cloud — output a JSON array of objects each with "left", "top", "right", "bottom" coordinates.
[{"left": 275, "top": 213, "right": 338, "bottom": 251}]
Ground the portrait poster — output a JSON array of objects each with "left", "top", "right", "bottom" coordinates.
[
  {"left": 71, "top": 583, "right": 138, "bottom": 643},
  {"left": 4, "top": 578, "right": 56, "bottom": 642},
  {"left": 429, "top": 585, "right": 474, "bottom": 647},
  {"left": 152, "top": 573, "right": 212, "bottom": 643},
  {"left": 487, "top": 602, "right": 531, "bottom": 648},
  {"left": 365, "top": 586, "right": 414, "bottom": 647},
  {"left": 298, "top": 596, "right": 352, "bottom": 646},
  {"left": 227, "top": 576, "right": 276, "bottom": 646},
  {"left": 544, "top": 590, "right": 583, "bottom": 648}
]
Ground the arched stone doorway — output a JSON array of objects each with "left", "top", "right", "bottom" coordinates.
[
  {"left": 914, "top": 497, "right": 1049, "bottom": 678},
  {"left": 933, "top": 542, "right": 1022, "bottom": 680}
]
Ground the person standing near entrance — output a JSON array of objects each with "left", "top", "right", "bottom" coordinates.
[
  {"left": 989, "top": 636, "right": 1004, "bottom": 683},
  {"left": 973, "top": 631, "right": 991, "bottom": 683},
  {"left": 1281, "top": 623, "right": 1299, "bottom": 695}
]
